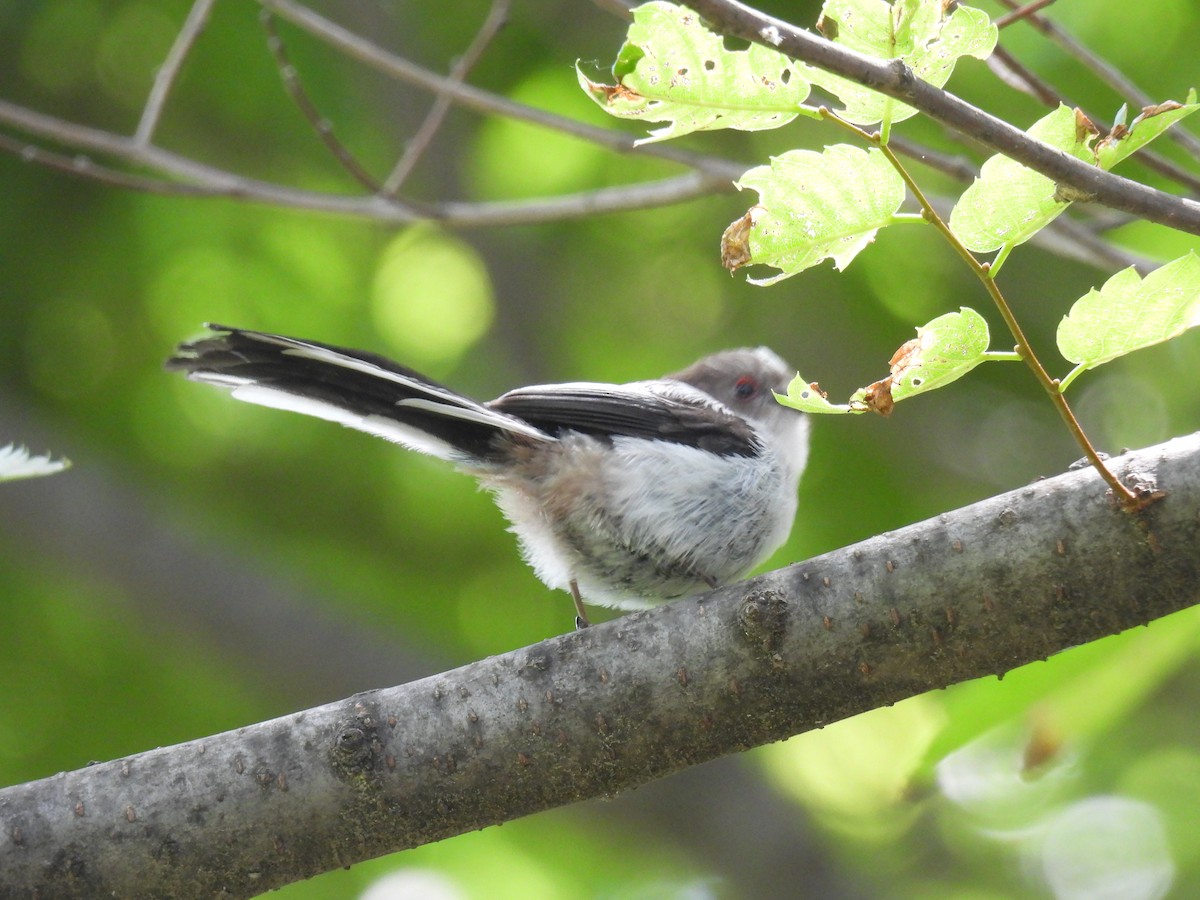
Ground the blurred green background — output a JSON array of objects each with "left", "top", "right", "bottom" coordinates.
[{"left": 2, "top": 0, "right": 1199, "bottom": 897}]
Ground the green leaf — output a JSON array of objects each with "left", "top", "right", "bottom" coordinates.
[
  {"left": 845, "top": 306, "right": 993, "bottom": 415},
  {"left": 777, "top": 307, "right": 994, "bottom": 416},
  {"left": 949, "top": 105, "right": 1096, "bottom": 253},
  {"left": 951, "top": 94, "right": 1199, "bottom": 254},
  {"left": 808, "top": 0, "right": 997, "bottom": 126},
  {"left": 777, "top": 374, "right": 859, "bottom": 415},
  {"left": 880, "top": 306, "right": 993, "bottom": 401},
  {"left": 723, "top": 144, "right": 906, "bottom": 284},
  {"left": 1096, "top": 89, "right": 1200, "bottom": 170},
  {"left": 1057, "top": 253, "right": 1200, "bottom": 375},
  {"left": 0, "top": 444, "right": 70, "bottom": 482},
  {"left": 576, "top": 1, "right": 810, "bottom": 144}
]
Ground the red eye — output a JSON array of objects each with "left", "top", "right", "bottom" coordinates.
[{"left": 734, "top": 375, "right": 759, "bottom": 399}]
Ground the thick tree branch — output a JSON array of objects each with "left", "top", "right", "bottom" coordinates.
[
  {"left": 680, "top": 0, "right": 1200, "bottom": 235},
  {"left": 3, "top": 433, "right": 1199, "bottom": 898}
]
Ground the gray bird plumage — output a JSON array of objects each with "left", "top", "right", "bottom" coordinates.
[{"left": 168, "top": 326, "right": 809, "bottom": 618}]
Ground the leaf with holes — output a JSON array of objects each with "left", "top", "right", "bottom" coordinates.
[
  {"left": 807, "top": 0, "right": 997, "bottom": 126},
  {"left": 1058, "top": 253, "right": 1200, "bottom": 378},
  {"left": 577, "top": 1, "right": 811, "bottom": 144},
  {"left": 949, "top": 105, "right": 1098, "bottom": 253},
  {"left": 777, "top": 308, "right": 994, "bottom": 416},
  {"left": 872, "top": 306, "right": 992, "bottom": 404},
  {"left": 776, "top": 375, "right": 858, "bottom": 414},
  {"left": 722, "top": 144, "right": 905, "bottom": 284}
]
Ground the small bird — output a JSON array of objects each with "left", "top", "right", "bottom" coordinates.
[{"left": 167, "top": 326, "right": 809, "bottom": 625}]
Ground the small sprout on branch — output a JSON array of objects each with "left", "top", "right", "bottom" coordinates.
[
  {"left": 577, "top": 1, "right": 813, "bottom": 145},
  {"left": 1096, "top": 90, "right": 1199, "bottom": 170}
]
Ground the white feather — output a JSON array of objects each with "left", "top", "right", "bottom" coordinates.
[{"left": 229, "top": 384, "right": 463, "bottom": 459}]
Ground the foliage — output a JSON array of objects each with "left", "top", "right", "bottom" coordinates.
[
  {"left": 805, "top": 0, "right": 998, "bottom": 125},
  {"left": 576, "top": 1, "right": 812, "bottom": 143},
  {"left": 724, "top": 144, "right": 905, "bottom": 282},
  {"left": 586, "top": 0, "right": 1200, "bottom": 426}
]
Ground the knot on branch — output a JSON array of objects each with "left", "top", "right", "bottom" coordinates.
[
  {"left": 329, "top": 705, "right": 386, "bottom": 779},
  {"left": 887, "top": 57, "right": 916, "bottom": 96},
  {"left": 738, "top": 589, "right": 789, "bottom": 655}
]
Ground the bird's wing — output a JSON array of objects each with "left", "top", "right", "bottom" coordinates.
[{"left": 490, "top": 382, "right": 761, "bottom": 457}]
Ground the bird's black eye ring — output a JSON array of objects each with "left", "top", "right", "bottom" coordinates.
[{"left": 734, "top": 375, "right": 759, "bottom": 399}]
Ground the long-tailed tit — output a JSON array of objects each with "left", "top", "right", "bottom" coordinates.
[{"left": 167, "top": 326, "right": 809, "bottom": 625}]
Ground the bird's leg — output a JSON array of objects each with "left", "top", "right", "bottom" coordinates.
[{"left": 570, "top": 579, "right": 590, "bottom": 629}]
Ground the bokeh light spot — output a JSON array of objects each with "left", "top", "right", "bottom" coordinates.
[{"left": 370, "top": 227, "right": 494, "bottom": 371}]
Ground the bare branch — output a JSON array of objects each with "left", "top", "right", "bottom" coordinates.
[
  {"left": 0, "top": 109, "right": 727, "bottom": 226},
  {"left": 261, "top": 10, "right": 383, "bottom": 192},
  {"left": 993, "top": 0, "right": 1058, "bottom": 29},
  {"left": 988, "top": 44, "right": 1063, "bottom": 108},
  {"left": 886, "top": 133, "right": 980, "bottom": 182},
  {"left": 681, "top": 0, "right": 1200, "bottom": 236},
  {"left": 382, "top": 0, "right": 511, "bottom": 195},
  {"left": 0, "top": 0, "right": 1181, "bottom": 264},
  {"left": 257, "top": 0, "right": 745, "bottom": 182},
  {"left": 135, "top": 0, "right": 218, "bottom": 146},
  {"left": 1037, "top": 214, "right": 1158, "bottom": 273},
  {"left": 0, "top": 132, "right": 215, "bottom": 197},
  {"left": 3, "top": 433, "right": 1198, "bottom": 898}
]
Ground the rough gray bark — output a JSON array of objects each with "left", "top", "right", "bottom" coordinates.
[{"left": 2, "top": 433, "right": 1199, "bottom": 898}]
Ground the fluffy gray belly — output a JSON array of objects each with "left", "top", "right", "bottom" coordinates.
[{"left": 483, "top": 433, "right": 796, "bottom": 610}]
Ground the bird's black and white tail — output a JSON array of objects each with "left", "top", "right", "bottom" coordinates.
[{"left": 166, "top": 325, "right": 550, "bottom": 463}]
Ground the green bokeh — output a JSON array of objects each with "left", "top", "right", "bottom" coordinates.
[{"left": 2, "top": 0, "right": 1200, "bottom": 897}]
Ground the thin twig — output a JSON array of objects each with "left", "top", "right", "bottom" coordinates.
[
  {"left": 261, "top": 11, "right": 383, "bottom": 192},
  {"left": 0, "top": 101, "right": 727, "bottom": 225},
  {"left": 994, "top": 0, "right": 1058, "bottom": 29},
  {"left": 257, "top": 0, "right": 745, "bottom": 183},
  {"left": 988, "top": 44, "right": 1063, "bottom": 108},
  {"left": 822, "top": 110, "right": 1139, "bottom": 507},
  {"left": 135, "top": 0, "right": 218, "bottom": 146},
  {"left": 0, "top": 132, "right": 215, "bottom": 197},
  {"left": 1037, "top": 215, "right": 1157, "bottom": 273},
  {"left": 383, "top": 0, "right": 511, "bottom": 195}
]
